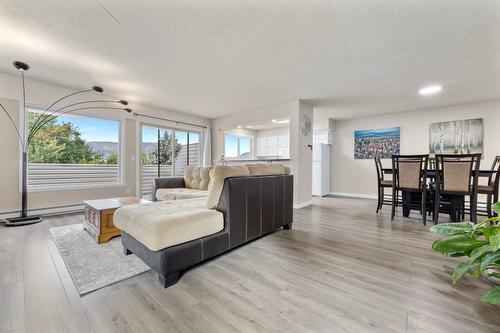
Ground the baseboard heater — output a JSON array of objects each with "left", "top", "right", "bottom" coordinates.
[{"left": 0, "top": 203, "right": 84, "bottom": 220}]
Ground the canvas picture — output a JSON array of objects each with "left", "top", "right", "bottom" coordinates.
[
  {"left": 429, "top": 118, "right": 483, "bottom": 155},
  {"left": 354, "top": 127, "right": 400, "bottom": 159}
]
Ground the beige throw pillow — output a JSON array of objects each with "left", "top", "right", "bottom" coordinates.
[
  {"left": 190, "top": 167, "right": 202, "bottom": 189},
  {"left": 184, "top": 166, "right": 194, "bottom": 188},
  {"left": 206, "top": 165, "right": 250, "bottom": 208},
  {"left": 199, "top": 166, "right": 213, "bottom": 190}
]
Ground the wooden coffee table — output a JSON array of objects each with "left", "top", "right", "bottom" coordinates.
[{"left": 83, "top": 197, "right": 150, "bottom": 244}]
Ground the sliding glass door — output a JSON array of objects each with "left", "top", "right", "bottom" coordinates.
[
  {"left": 141, "top": 124, "right": 201, "bottom": 199},
  {"left": 174, "top": 131, "right": 200, "bottom": 176}
]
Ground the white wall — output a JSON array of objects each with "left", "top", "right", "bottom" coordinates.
[
  {"left": 0, "top": 72, "right": 209, "bottom": 215},
  {"left": 331, "top": 100, "right": 500, "bottom": 198},
  {"left": 256, "top": 127, "right": 289, "bottom": 138},
  {"left": 294, "top": 101, "right": 313, "bottom": 205}
]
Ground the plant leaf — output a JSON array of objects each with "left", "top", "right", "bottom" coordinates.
[
  {"left": 452, "top": 262, "right": 470, "bottom": 284},
  {"left": 470, "top": 263, "right": 482, "bottom": 278},
  {"left": 430, "top": 222, "right": 473, "bottom": 235},
  {"left": 432, "top": 235, "right": 488, "bottom": 254},
  {"left": 468, "top": 244, "right": 493, "bottom": 263},
  {"left": 490, "top": 228, "right": 500, "bottom": 251},
  {"left": 484, "top": 271, "right": 500, "bottom": 279},
  {"left": 492, "top": 202, "right": 500, "bottom": 215},
  {"left": 473, "top": 219, "right": 491, "bottom": 234},
  {"left": 484, "top": 227, "right": 493, "bottom": 241},
  {"left": 482, "top": 286, "right": 500, "bottom": 305},
  {"left": 480, "top": 252, "right": 500, "bottom": 275}
]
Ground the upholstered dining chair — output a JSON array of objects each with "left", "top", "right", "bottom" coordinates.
[
  {"left": 478, "top": 156, "right": 500, "bottom": 217},
  {"left": 391, "top": 154, "right": 429, "bottom": 224},
  {"left": 433, "top": 154, "right": 481, "bottom": 224},
  {"left": 374, "top": 156, "right": 393, "bottom": 212}
]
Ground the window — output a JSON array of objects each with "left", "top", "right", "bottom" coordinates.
[
  {"left": 141, "top": 124, "right": 200, "bottom": 198},
  {"left": 224, "top": 134, "right": 253, "bottom": 160},
  {"left": 27, "top": 107, "right": 122, "bottom": 190}
]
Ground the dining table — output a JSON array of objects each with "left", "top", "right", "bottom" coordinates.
[{"left": 381, "top": 168, "right": 496, "bottom": 218}]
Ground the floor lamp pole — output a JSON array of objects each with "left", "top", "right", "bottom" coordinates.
[{"left": 21, "top": 151, "right": 28, "bottom": 218}]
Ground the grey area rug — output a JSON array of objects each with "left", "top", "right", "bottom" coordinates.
[{"left": 50, "top": 223, "right": 150, "bottom": 295}]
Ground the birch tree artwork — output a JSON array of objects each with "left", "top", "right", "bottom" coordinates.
[{"left": 429, "top": 118, "right": 483, "bottom": 154}]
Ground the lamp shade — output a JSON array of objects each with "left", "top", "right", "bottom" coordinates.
[
  {"left": 13, "top": 61, "right": 30, "bottom": 71},
  {"left": 92, "top": 86, "right": 104, "bottom": 93}
]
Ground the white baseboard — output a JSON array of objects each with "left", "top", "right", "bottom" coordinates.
[
  {"left": 329, "top": 192, "right": 377, "bottom": 200},
  {"left": 293, "top": 200, "right": 313, "bottom": 209},
  {"left": 0, "top": 204, "right": 84, "bottom": 219}
]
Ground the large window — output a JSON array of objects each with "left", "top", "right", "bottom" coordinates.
[
  {"left": 27, "top": 107, "right": 122, "bottom": 190},
  {"left": 141, "top": 124, "right": 200, "bottom": 198},
  {"left": 224, "top": 134, "right": 252, "bottom": 160}
]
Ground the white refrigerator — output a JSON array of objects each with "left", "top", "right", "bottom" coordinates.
[{"left": 312, "top": 143, "right": 331, "bottom": 197}]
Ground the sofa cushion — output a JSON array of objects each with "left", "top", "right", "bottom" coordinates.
[
  {"left": 190, "top": 167, "right": 202, "bottom": 189},
  {"left": 246, "top": 163, "right": 291, "bottom": 176},
  {"left": 184, "top": 166, "right": 195, "bottom": 188},
  {"left": 114, "top": 198, "right": 223, "bottom": 251},
  {"left": 206, "top": 165, "right": 250, "bottom": 208},
  {"left": 156, "top": 188, "right": 208, "bottom": 201},
  {"left": 199, "top": 167, "right": 212, "bottom": 190},
  {"left": 184, "top": 166, "right": 213, "bottom": 190}
]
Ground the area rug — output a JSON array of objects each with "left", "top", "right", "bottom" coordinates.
[{"left": 50, "top": 223, "right": 150, "bottom": 295}]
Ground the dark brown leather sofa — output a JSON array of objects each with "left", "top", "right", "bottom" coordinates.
[{"left": 122, "top": 174, "right": 293, "bottom": 287}]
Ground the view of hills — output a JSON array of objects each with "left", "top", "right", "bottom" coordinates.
[{"left": 87, "top": 142, "right": 157, "bottom": 159}]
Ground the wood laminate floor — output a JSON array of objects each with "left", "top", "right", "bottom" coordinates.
[{"left": 1, "top": 196, "right": 499, "bottom": 333}]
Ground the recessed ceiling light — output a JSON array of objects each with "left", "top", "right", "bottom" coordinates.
[
  {"left": 237, "top": 125, "right": 242, "bottom": 129},
  {"left": 272, "top": 119, "right": 277, "bottom": 123},
  {"left": 419, "top": 85, "right": 442, "bottom": 95}
]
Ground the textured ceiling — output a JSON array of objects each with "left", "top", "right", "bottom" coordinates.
[{"left": 0, "top": 0, "right": 499, "bottom": 119}]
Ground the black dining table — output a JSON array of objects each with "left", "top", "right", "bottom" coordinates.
[
  {"left": 381, "top": 168, "right": 496, "bottom": 218},
  {"left": 382, "top": 168, "right": 496, "bottom": 178}
]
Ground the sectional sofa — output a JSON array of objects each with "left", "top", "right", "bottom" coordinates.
[{"left": 114, "top": 164, "right": 293, "bottom": 287}]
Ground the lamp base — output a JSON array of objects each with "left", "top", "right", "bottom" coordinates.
[{"left": 4, "top": 215, "right": 44, "bottom": 227}]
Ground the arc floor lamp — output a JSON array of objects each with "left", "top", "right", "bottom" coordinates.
[{"left": 1, "top": 61, "right": 132, "bottom": 226}]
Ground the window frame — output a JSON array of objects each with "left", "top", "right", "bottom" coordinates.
[
  {"left": 223, "top": 133, "right": 254, "bottom": 160},
  {"left": 25, "top": 105, "right": 125, "bottom": 192}
]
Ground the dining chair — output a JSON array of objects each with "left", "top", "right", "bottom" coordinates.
[
  {"left": 433, "top": 154, "right": 481, "bottom": 224},
  {"left": 391, "top": 154, "right": 429, "bottom": 224},
  {"left": 429, "top": 157, "right": 437, "bottom": 170},
  {"left": 478, "top": 156, "right": 500, "bottom": 217},
  {"left": 374, "top": 156, "right": 393, "bottom": 212}
]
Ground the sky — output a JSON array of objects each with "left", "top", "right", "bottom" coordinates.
[
  {"left": 45, "top": 113, "right": 199, "bottom": 144},
  {"left": 55, "top": 115, "right": 119, "bottom": 142},
  {"left": 354, "top": 127, "right": 400, "bottom": 139},
  {"left": 224, "top": 134, "right": 251, "bottom": 157},
  {"left": 142, "top": 125, "right": 199, "bottom": 145}
]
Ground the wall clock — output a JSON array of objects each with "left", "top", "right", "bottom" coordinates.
[{"left": 300, "top": 114, "right": 312, "bottom": 137}]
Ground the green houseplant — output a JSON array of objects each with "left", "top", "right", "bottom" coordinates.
[{"left": 430, "top": 202, "right": 500, "bottom": 305}]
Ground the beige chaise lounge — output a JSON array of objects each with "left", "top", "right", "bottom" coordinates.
[{"left": 114, "top": 164, "right": 293, "bottom": 287}]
